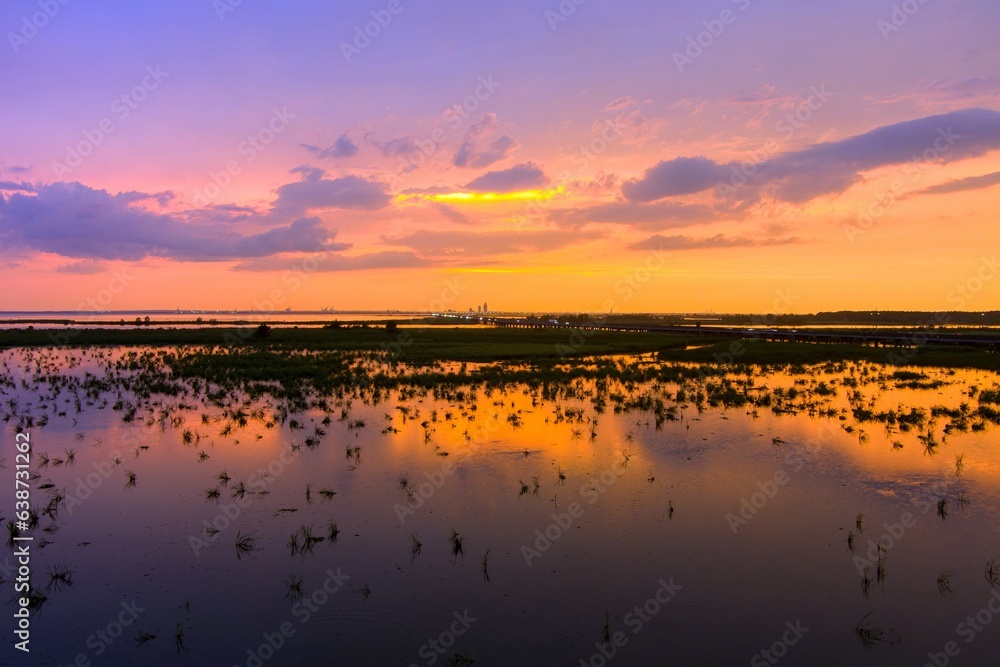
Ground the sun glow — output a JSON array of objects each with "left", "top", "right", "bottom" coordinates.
[{"left": 396, "top": 186, "right": 565, "bottom": 204}]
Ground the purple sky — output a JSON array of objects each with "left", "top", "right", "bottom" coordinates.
[{"left": 2, "top": 0, "right": 999, "bottom": 312}]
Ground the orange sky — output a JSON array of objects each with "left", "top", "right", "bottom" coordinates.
[{"left": 1, "top": 1, "right": 999, "bottom": 313}]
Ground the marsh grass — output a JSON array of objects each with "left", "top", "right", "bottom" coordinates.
[
  {"left": 285, "top": 574, "right": 303, "bottom": 601},
  {"left": 25, "top": 587, "right": 47, "bottom": 611},
  {"left": 346, "top": 446, "right": 362, "bottom": 468},
  {"left": 855, "top": 612, "right": 892, "bottom": 648},
  {"left": 235, "top": 531, "right": 258, "bottom": 559},
  {"left": 175, "top": 623, "right": 187, "bottom": 652},
  {"left": 135, "top": 631, "right": 156, "bottom": 646},
  {"left": 288, "top": 523, "right": 327, "bottom": 556},
  {"left": 986, "top": 558, "right": 1000, "bottom": 586},
  {"left": 46, "top": 564, "right": 73, "bottom": 592},
  {"left": 937, "top": 571, "right": 954, "bottom": 597},
  {"left": 125, "top": 470, "right": 137, "bottom": 488},
  {"left": 450, "top": 529, "right": 464, "bottom": 558},
  {"left": 411, "top": 533, "right": 422, "bottom": 561},
  {"left": 619, "top": 449, "right": 633, "bottom": 468},
  {"left": 603, "top": 610, "right": 611, "bottom": 645},
  {"left": 937, "top": 497, "right": 948, "bottom": 520}
]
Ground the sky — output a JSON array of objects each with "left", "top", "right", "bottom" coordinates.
[{"left": 1, "top": 0, "right": 999, "bottom": 314}]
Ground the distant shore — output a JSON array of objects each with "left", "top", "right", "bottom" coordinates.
[{"left": 1, "top": 325, "right": 998, "bottom": 371}]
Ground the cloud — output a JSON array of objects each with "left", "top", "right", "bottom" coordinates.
[
  {"left": 55, "top": 259, "right": 108, "bottom": 274},
  {"left": 0, "top": 161, "right": 31, "bottom": 176},
  {"left": 622, "top": 157, "right": 730, "bottom": 201},
  {"left": 597, "top": 96, "right": 663, "bottom": 146},
  {"left": 913, "top": 171, "right": 1000, "bottom": 196},
  {"left": 624, "top": 108, "right": 1000, "bottom": 204},
  {"left": 184, "top": 203, "right": 259, "bottom": 225},
  {"left": 628, "top": 234, "right": 799, "bottom": 251},
  {"left": 383, "top": 228, "right": 600, "bottom": 257},
  {"left": 875, "top": 77, "right": 1000, "bottom": 109},
  {"left": 289, "top": 165, "right": 326, "bottom": 181},
  {"left": 433, "top": 203, "right": 474, "bottom": 225},
  {"left": 369, "top": 135, "right": 420, "bottom": 157},
  {"left": 606, "top": 96, "right": 636, "bottom": 112},
  {"left": 761, "top": 108, "right": 1000, "bottom": 202},
  {"left": 302, "top": 132, "right": 359, "bottom": 159},
  {"left": 453, "top": 113, "right": 518, "bottom": 168},
  {"left": 117, "top": 189, "right": 174, "bottom": 207},
  {"left": 234, "top": 250, "right": 430, "bottom": 272},
  {"left": 549, "top": 201, "right": 717, "bottom": 230},
  {"left": 463, "top": 162, "right": 547, "bottom": 193},
  {"left": 0, "top": 181, "right": 35, "bottom": 193},
  {"left": 0, "top": 182, "right": 349, "bottom": 261},
  {"left": 270, "top": 174, "right": 391, "bottom": 218}
]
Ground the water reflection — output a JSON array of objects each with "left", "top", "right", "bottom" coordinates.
[{"left": 1, "top": 348, "right": 999, "bottom": 665}]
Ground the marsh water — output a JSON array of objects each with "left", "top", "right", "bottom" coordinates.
[{"left": 2, "top": 347, "right": 1000, "bottom": 666}]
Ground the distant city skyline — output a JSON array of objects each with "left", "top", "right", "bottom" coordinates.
[{"left": 1, "top": 0, "right": 999, "bottom": 313}]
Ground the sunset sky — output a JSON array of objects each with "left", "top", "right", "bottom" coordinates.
[{"left": 2, "top": 0, "right": 999, "bottom": 313}]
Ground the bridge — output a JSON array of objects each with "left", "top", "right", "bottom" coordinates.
[{"left": 479, "top": 317, "right": 999, "bottom": 352}]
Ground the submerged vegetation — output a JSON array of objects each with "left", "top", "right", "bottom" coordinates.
[{"left": 2, "top": 327, "right": 999, "bottom": 663}]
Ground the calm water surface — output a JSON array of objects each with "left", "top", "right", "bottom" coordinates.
[{"left": 1, "top": 348, "right": 999, "bottom": 666}]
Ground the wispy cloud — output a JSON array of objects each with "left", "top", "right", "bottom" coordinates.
[
  {"left": 453, "top": 113, "right": 518, "bottom": 168},
  {"left": 463, "top": 162, "right": 547, "bottom": 193},
  {"left": 0, "top": 182, "right": 350, "bottom": 262},
  {"left": 270, "top": 173, "right": 392, "bottom": 218},
  {"left": 234, "top": 250, "right": 430, "bottom": 272},
  {"left": 628, "top": 233, "right": 799, "bottom": 251},
  {"left": 623, "top": 109, "right": 1000, "bottom": 204},
  {"left": 383, "top": 228, "right": 600, "bottom": 257},
  {"left": 914, "top": 170, "right": 1000, "bottom": 195},
  {"left": 549, "top": 200, "right": 718, "bottom": 230},
  {"left": 302, "top": 132, "right": 359, "bottom": 159}
]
